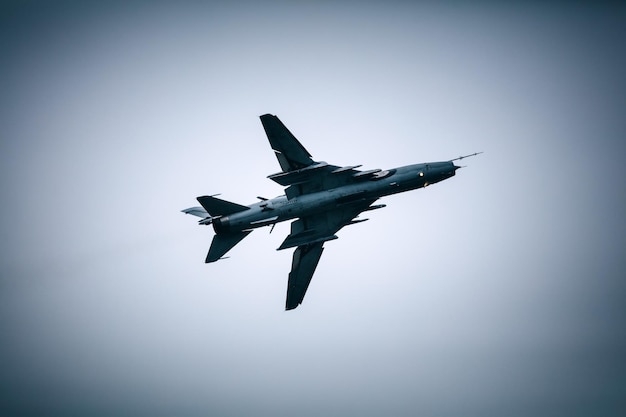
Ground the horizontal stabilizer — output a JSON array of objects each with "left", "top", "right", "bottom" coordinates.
[
  {"left": 197, "top": 195, "right": 250, "bottom": 217},
  {"left": 206, "top": 231, "right": 252, "bottom": 263},
  {"left": 181, "top": 206, "right": 209, "bottom": 218}
]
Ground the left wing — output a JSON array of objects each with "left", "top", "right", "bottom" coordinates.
[
  {"left": 282, "top": 198, "right": 378, "bottom": 310},
  {"left": 260, "top": 114, "right": 382, "bottom": 199},
  {"left": 286, "top": 243, "right": 324, "bottom": 310}
]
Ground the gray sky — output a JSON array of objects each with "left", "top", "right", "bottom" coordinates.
[{"left": 1, "top": 2, "right": 625, "bottom": 416}]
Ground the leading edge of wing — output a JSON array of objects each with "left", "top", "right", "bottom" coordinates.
[
  {"left": 260, "top": 114, "right": 314, "bottom": 172},
  {"left": 286, "top": 242, "right": 324, "bottom": 310}
]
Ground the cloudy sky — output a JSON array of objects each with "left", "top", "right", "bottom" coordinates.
[{"left": 1, "top": 2, "right": 625, "bottom": 416}]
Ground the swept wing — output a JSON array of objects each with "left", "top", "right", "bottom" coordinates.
[
  {"left": 260, "top": 114, "right": 382, "bottom": 199},
  {"left": 286, "top": 243, "right": 324, "bottom": 310},
  {"left": 283, "top": 198, "right": 378, "bottom": 309},
  {"left": 260, "top": 114, "right": 387, "bottom": 309}
]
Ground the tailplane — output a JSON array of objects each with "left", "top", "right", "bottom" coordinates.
[
  {"left": 206, "top": 231, "right": 252, "bottom": 263},
  {"left": 181, "top": 207, "right": 209, "bottom": 218},
  {"left": 183, "top": 196, "right": 253, "bottom": 261}
]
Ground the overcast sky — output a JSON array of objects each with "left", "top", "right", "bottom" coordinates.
[{"left": 1, "top": 2, "right": 625, "bottom": 416}]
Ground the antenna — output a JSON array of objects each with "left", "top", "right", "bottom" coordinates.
[{"left": 450, "top": 152, "right": 483, "bottom": 162}]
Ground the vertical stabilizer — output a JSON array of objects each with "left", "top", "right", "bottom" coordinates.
[{"left": 197, "top": 195, "right": 250, "bottom": 217}]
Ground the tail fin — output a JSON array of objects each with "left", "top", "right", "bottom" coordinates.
[
  {"left": 195, "top": 196, "right": 252, "bottom": 262},
  {"left": 197, "top": 195, "right": 250, "bottom": 217},
  {"left": 206, "top": 231, "right": 251, "bottom": 263}
]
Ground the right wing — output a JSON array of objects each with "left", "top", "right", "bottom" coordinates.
[
  {"left": 260, "top": 114, "right": 314, "bottom": 172},
  {"left": 260, "top": 114, "right": 382, "bottom": 199},
  {"left": 181, "top": 206, "right": 209, "bottom": 218}
]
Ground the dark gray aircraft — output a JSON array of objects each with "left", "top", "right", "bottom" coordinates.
[{"left": 183, "top": 114, "right": 480, "bottom": 310}]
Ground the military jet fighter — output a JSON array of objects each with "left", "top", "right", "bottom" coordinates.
[{"left": 183, "top": 114, "right": 480, "bottom": 310}]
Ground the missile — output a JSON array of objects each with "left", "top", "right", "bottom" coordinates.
[{"left": 364, "top": 204, "right": 386, "bottom": 211}]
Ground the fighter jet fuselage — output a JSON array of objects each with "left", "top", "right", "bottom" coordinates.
[{"left": 211, "top": 162, "right": 457, "bottom": 238}]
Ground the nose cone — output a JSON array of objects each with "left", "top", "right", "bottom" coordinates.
[{"left": 454, "top": 165, "right": 462, "bottom": 171}]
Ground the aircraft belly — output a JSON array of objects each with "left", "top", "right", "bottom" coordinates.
[
  {"left": 216, "top": 168, "right": 429, "bottom": 234},
  {"left": 217, "top": 184, "right": 393, "bottom": 234}
]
